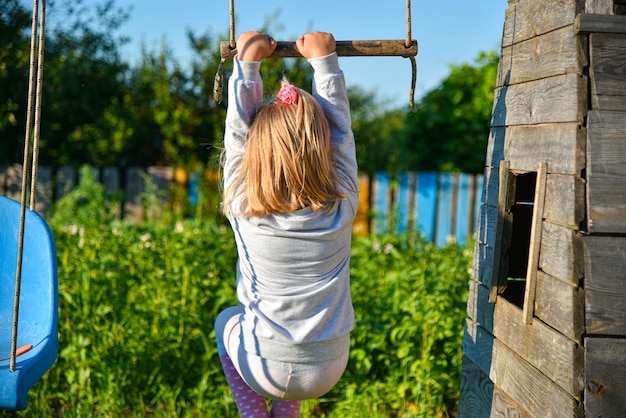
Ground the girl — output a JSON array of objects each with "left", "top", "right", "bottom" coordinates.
[{"left": 215, "top": 31, "right": 358, "bottom": 418}]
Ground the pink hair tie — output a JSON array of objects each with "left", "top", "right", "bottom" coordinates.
[{"left": 277, "top": 84, "right": 298, "bottom": 105}]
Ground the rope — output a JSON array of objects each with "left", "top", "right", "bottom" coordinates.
[
  {"left": 229, "top": 0, "right": 236, "bottom": 49},
  {"left": 406, "top": 0, "right": 417, "bottom": 111},
  {"left": 30, "top": 0, "right": 46, "bottom": 210},
  {"left": 406, "top": 0, "right": 412, "bottom": 48},
  {"left": 213, "top": 0, "right": 418, "bottom": 110},
  {"left": 11, "top": 0, "right": 46, "bottom": 373}
]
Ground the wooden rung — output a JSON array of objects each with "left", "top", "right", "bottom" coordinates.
[{"left": 220, "top": 39, "right": 418, "bottom": 59}]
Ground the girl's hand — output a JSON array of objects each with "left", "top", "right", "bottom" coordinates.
[
  {"left": 296, "top": 32, "right": 336, "bottom": 59},
  {"left": 236, "top": 31, "right": 277, "bottom": 61}
]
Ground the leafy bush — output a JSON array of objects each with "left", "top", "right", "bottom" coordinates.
[{"left": 2, "top": 173, "right": 471, "bottom": 417}]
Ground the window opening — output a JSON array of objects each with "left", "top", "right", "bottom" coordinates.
[{"left": 500, "top": 171, "right": 537, "bottom": 309}]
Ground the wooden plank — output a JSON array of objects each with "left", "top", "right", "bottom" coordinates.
[
  {"left": 55, "top": 166, "right": 75, "bottom": 201},
  {"left": 502, "top": 0, "right": 581, "bottom": 47},
  {"left": 394, "top": 172, "right": 414, "bottom": 234},
  {"left": 3, "top": 163, "right": 22, "bottom": 201},
  {"left": 455, "top": 174, "right": 472, "bottom": 245},
  {"left": 474, "top": 238, "right": 495, "bottom": 287},
  {"left": 585, "top": 337, "right": 626, "bottom": 415},
  {"left": 466, "top": 281, "right": 495, "bottom": 332},
  {"left": 414, "top": 172, "right": 437, "bottom": 242},
  {"left": 490, "top": 385, "right": 534, "bottom": 418},
  {"left": 490, "top": 161, "right": 513, "bottom": 301},
  {"left": 575, "top": 13, "right": 626, "bottom": 34},
  {"left": 460, "top": 356, "right": 536, "bottom": 418},
  {"left": 459, "top": 356, "right": 496, "bottom": 418},
  {"left": 146, "top": 166, "right": 174, "bottom": 220},
  {"left": 523, "top": 162, "right": 548, "bottom": 324},
  {"left": 481, "top": 166, "right": 500, "bottom": 208},
  {"left": 492, "top": 73, "right": 587, "bottom": 127},
  {"left": 353, "top": 173, "right": 370, "bottom": 236},
  {"left": 463, "top": 318, "right": 494, "bottom": 375},
  {"left": 102, "top": 167, "right": 121, "bottom": 220},
  {"left": 505, "top": 123, "right": 586, "bottom": 176},
  {"left": 489, "top": 337, "right": 583, "bottom": 417},
  {"left": 435, "top": 173, "right": 454, "bottom": 247},
  {"left": 371, "top": 172, "right": 391, "bottom": 235},
  {"left": 33, "top": 165, "right": 52, "bottom": 215},
  {"left": 493, "top": 297, "right": 584, "bottom": 397},
  {"left": 535, "top": 271, "right": 585, "bottom": 343},
  {"left": 473, "top": 174, "right": 484, "bottom": 234},
  {"left": 498, "top": 26, "right": 587, "bottom": 87},
  {"left": 543, "top": 174, "right": 586, "bottom": 229},
  {"left": 586, "top": 110, "right": 626, "bottom": 233},
  {"left": 485, "top": 127, "right": 505, "bottom": 169},
  {"left": 590, "top": 33, "right": 626, "bottom": 110},
  {"left": 583, "top": 236, "right": 626, "bottom": 335},
  {"left": 538, "top": 221, "right": 584, "bottom": 285},
  {"left": 124, "top": 167, "right": 144, "bottom": 221},
  {"left": 585, "top": 0, "right": 615, "bottom": 14},
  {"left": 102, "top": 167, "right": 120, "bottom": 196}
]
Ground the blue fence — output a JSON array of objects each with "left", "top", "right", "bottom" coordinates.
[{"left": 369, "top": 172, "right": 483, "bottom": 246}]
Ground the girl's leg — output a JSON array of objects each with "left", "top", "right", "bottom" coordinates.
[
  {"left": 269, "top": 399, "right": 301, "bottom": 418},
  {"left": 215, "top": 307, "right": 269, "bottom": 418}
]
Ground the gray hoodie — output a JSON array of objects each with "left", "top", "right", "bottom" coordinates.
[{"left": 223, "top": 52, "right": 359, "bottom": 364}]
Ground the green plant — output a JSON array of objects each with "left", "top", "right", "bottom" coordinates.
[{"left": 3, "top": 176, "right": 472, "bottom": 417}]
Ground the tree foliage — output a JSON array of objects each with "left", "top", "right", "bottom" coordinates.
[
  {"left": 401, "top": 52, "right": 499, "bottom": 173},
  {"left": 1, "top": 0, "right": 499, "bottom": 175}
]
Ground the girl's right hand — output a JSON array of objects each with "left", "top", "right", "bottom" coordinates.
[
  {"left": 296, "top": 32, "right": 336, "bottom": 59},
  {"left": 236, "top": 31, "right": 277, "bottom": 61}
]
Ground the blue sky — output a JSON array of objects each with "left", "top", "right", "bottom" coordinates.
[{"left": 102, "top": 1, "right": 508, "bottom": 108}]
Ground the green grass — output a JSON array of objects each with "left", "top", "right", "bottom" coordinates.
[{"left": 2, "top": 168, "right": 471, "bottom": 417}]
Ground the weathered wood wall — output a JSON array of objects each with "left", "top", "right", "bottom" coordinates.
[
  {"left": 460, "top": 0, "right": 626, "bottom": 416},
  {"left": 577, "top": 10, "right": 626, "bottom": 415}
]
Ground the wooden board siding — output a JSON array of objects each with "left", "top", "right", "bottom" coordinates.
[
  {"left": 585, "top": 0, "right": 614, "bottom": 14},
  {"left": 538, "top": 221, "right": 585, "bottom": 285},
  {"left": 489, "top": 337, "right": 583, "bottom": 417},
  {"left": 584, "top": 337, "right": 626, "bottom": 415},
  {"left": 459, "top": 356, "right": 535, "bottom": 418},
  {"left": 534, "top": 271, "right": 585, "bottom": 343},
  {"left": 499, "top": 25, "right": 588, "bottom": 87},
  {"left": 492, "top": 73, "right": 587, "bottom": 127},
  {"left": 464, "top": 316, "right": 584, "bottom": 417},
  {"left": 586, "top": 110, "right": 626, "bottom": 233},
  {"left": 575, "top": 13, "right": 626, "bottom": 34},
  {"left": 465, "top": 294, "right": 584, "bottom": 398},
  {"left": 584, "top": 236, "right": 626, "bottom": 336},
  {"left": 493, "top": 299, "right": 584, "bottom": 397},
  {"left": 589, "top": 33, "right": 626, "bottom": 110},
  {"left": 505, "top": 124, "right": 586, "bottom": 175},
  {"left": 502, "top": 0, "right": 584, "bottom": 47},
  {"left": 543, "top": 174, "right": 586, "bottom": 229}
]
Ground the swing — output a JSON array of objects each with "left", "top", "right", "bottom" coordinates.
[
  {"left": 0, "top": 0, "right": 59, "bottom": 411},
  {"left": 214, "top": 0, "right": 419, "bottom": 110}
]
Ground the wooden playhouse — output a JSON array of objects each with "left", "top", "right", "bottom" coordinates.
[{"left": 459, "top": 0, "right": 626, "bottom": 416}]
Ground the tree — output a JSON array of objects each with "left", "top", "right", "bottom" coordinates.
[
  {"left": 349, "top": 86, "right": 407, "bottom": 174},
  {"left": 0, "top": 0, "right": 33, "bottom": 164},
  {"left": 402, "top": 51, "right": 499, "bottom": 173}
]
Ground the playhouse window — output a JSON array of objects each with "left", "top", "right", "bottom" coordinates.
[{"left": 500, "top": 171, "right": 537, "bottom": 308}]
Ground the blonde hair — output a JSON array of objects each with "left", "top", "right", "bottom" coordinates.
[{"left": 223, "top": 85, "right": 346, "bottom": 217}]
